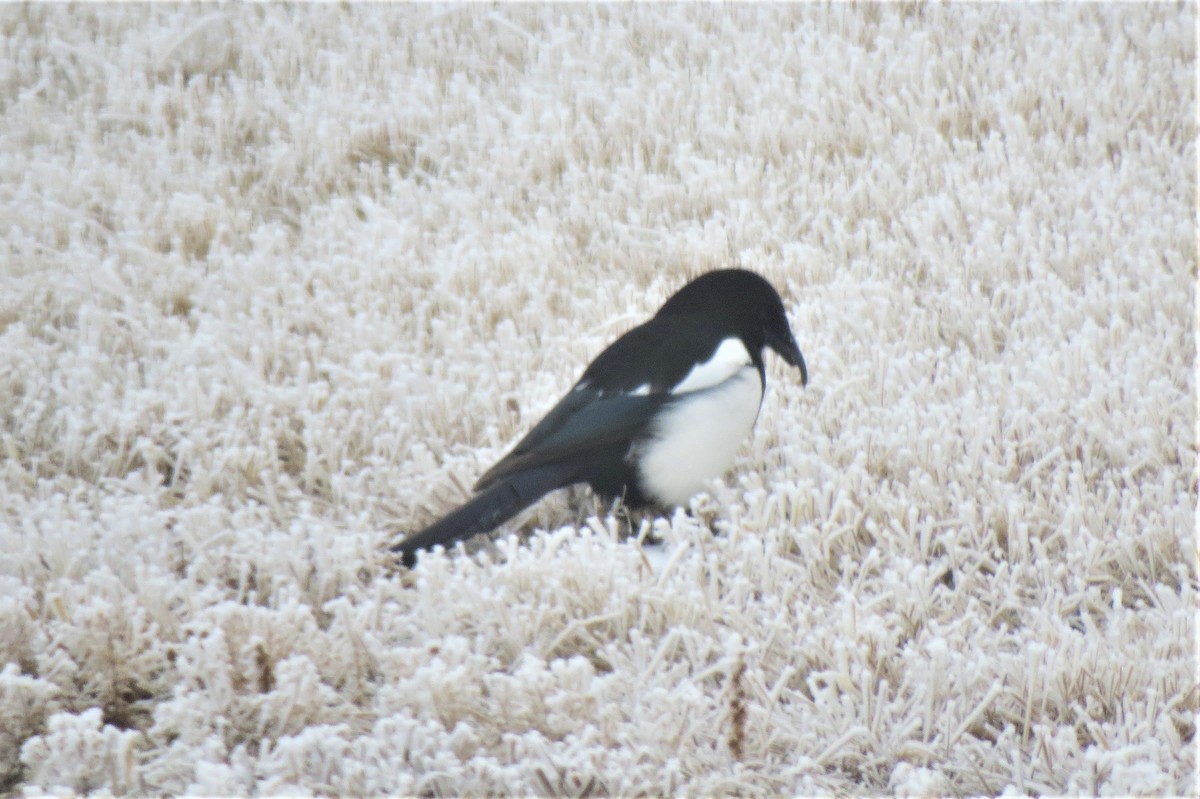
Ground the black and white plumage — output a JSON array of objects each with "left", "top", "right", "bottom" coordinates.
[{"left": 394, "top": 268, "right": 807, "bottom": 567}]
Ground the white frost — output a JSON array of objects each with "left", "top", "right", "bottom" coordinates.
[{"left": 0, "top": 3, "right": 1193, "bottom": 796}]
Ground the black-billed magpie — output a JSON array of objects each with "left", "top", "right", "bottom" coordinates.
[{"left": 394, "top": 268, "right": 807, "bottom": 567}]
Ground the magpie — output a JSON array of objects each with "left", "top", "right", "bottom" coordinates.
[{"left": 394, "top": 268, "right": 807, "bottom": 567}]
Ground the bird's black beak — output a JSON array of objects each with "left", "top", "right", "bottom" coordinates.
[{"left": 767, "top": 330, "right": 808, "bottom": 387}]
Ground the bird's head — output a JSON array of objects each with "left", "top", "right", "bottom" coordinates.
[{"left": 658, "top": 268, "right": 808, "bottom": 386}]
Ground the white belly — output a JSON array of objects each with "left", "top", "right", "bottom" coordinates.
[{"left": 637, "top": 366, "right": 764, "bottom": 506}]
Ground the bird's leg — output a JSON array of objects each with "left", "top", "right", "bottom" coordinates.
[
  {"left": 564, "top": 484, "right": 601, "bottom": 529},
  {"left": 687, "top": 491, "right": 721, "bottom": 533},
  {"left": 607, "top": 494, "right": 636, "bottom": 540}
]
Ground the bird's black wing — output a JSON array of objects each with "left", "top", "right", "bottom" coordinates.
[
  {"left": 397, "top": 384, "right": 673, "bottom": 567},
  {"left": 473, "top": 387, "right": 671, "bottom": 490},
  {"left": 473, "top": 315, "right": 726, "bottom": 491}
]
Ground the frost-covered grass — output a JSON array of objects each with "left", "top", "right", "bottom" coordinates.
[{"left": 0, "top": 3, "right": 1195, "bottom": 796}]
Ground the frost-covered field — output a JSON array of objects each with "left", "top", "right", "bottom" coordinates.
[{"left": 1, "top": 3, "right": 1195, "bottom": 796}]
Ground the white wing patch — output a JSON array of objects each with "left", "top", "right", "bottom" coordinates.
[{"left": 672, "top": 338, "right": 753, "bottom": 394}]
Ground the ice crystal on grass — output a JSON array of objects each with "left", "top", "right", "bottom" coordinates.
[
  {"left": 1, "top": 2, "right": 1195, "bottom": 795},
  {"left": 19, "top": 708, "right": 141, "bottom": 795},
  {"left": 0, "top": 664, "right": 57, "bottom": 792}
]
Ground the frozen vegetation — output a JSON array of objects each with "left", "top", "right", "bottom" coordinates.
[{"left": 0, "top": 3, "right": 1194, "bottom": 795}]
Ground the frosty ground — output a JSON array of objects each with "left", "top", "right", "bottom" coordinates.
[{"left": 0, "top": 4, "right": 1195, "bottom": 796}]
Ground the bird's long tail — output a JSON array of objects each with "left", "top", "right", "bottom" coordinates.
[{"left": 393, "top": 464, "right": 573, "bottom": 567}]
